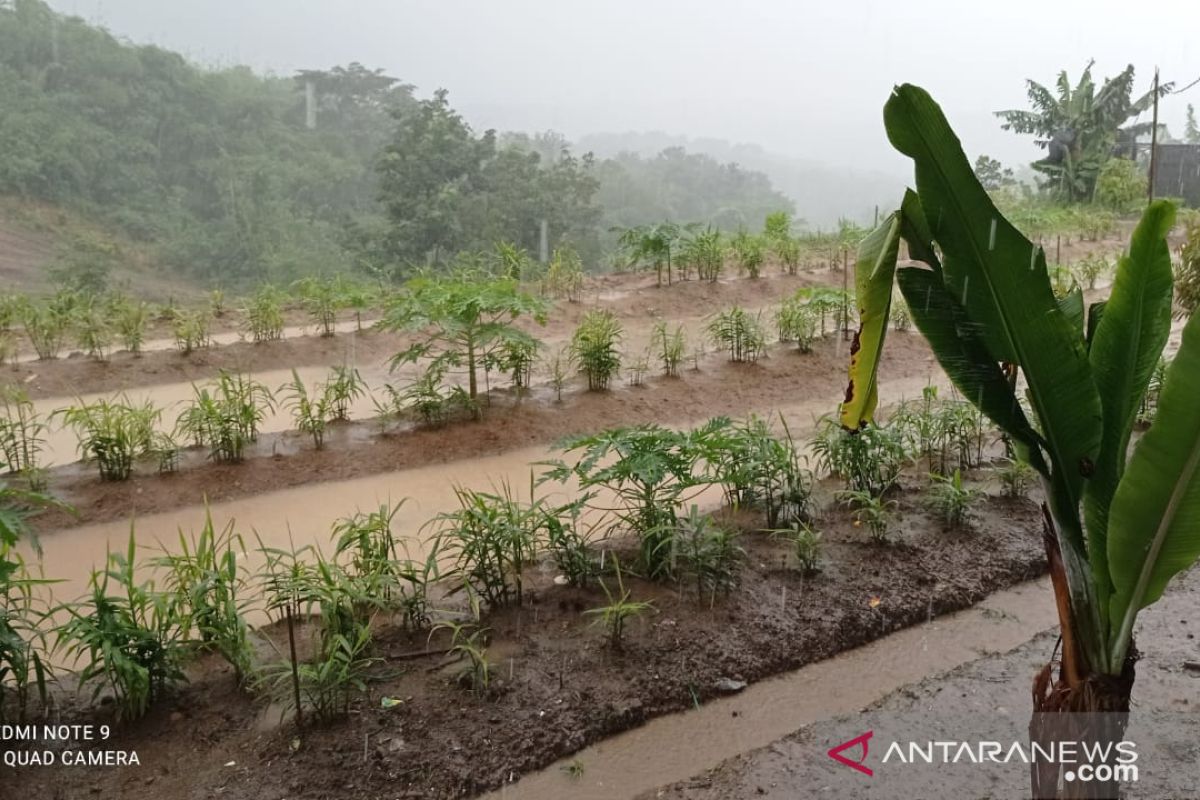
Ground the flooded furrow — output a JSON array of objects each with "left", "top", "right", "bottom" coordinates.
[{"left": 480, "top": 577, "right": 1057, "bottom": 800}]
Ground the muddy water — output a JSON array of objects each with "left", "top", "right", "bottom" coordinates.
[{"left": 480, "top": 577, "right": 1057, "bottom": 800}]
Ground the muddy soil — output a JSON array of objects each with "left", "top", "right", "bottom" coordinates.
[
  {"left": 647, "top": 567, "right": 1200, "bottom": 800},
  {"left": 5, "top": 486, "right": 1048, "bottom": 800},
  {"left": 31, "top": 329, "right": 935, "bottom": 532}
]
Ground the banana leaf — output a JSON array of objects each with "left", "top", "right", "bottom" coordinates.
[
  {"left": 1084, "top": 201, "right": 1176, "bottom": 633},
  {"left": 839, "top": 213, "right": 901, "bottom": 430},
  {"left": 883, "top": 84, "right": 1102, "bottom": 552},
  {"left": 1106, "top": 310, "right": 1200, "bottom": 669}
]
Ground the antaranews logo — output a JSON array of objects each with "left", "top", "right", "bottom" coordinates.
[{"left": 826, "top": 731, "right": 1139, "bottom": 785}]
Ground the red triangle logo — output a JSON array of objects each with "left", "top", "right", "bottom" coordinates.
[{"left": 827, "top": 730, "right": 874, "bottom": 776}]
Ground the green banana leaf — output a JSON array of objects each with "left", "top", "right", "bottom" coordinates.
[
  {"left": 1058, "top": 287, "right": 1085, "bottom": 341},
  {"left": 898, "top": 189, "right": 941, "bottom": 272},
  {"left": 1084, "top": 201, "right": 1176, "bottom": 634},
  {"left": 839, "top": 213, "right": 901, "bottom": 429},
  {"left": 1106, "top": 310, "right": 1200, "bottom": 670},
  {"left": 883, "top": 84, "right": 1102, "bottom": 551},
  {"left": 897, "top": 266, "right": 1046, "bottom": 474}
]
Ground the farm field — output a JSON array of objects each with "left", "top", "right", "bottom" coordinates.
[
  {"left": 4, "top": 7, "right": 1200, "bottom": 798},
  {"left": 4, "top": 225, "right": 1162, "bottom": 799}
]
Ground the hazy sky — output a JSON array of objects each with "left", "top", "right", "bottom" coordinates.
[{"left": 48, "top": 0, "right": 1199, "bottom": 178}]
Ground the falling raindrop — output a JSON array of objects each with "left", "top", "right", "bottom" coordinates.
[
  {"left": 988, "top": 219, "right": 997, "bottom": 251},
  {"left": 961, "top": 275, "right": 970, "bottom": 307}
]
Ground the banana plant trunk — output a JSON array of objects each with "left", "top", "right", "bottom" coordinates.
[{"left": 1030, "top": 513, "right": 1136, "bottom": 800}]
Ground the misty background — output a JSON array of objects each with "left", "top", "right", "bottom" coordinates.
[{"left": 43, "top": 0, "right": 1199, "bottom": 227}]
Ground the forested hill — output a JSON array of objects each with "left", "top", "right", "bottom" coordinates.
[{"left": 0, "top": 0, "right": 793, "bottom": 288}]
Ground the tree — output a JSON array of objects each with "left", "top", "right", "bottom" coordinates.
[
  {"left": 1094, "top": 157, "right": 1147, "bottom": 211},
  {"left": 376, "top": 89, "right": 496, "bottom": 266},
  {"left": 380, "top": 274, "right": 546, "bottom": 400},
  {"left": 996, "top": 62, "right": 1171, "bottom": 201},
  {"left": 846, "top": 84, "right": 1200, "bottom": 798},
  {"left": 1186, "top": 104, "right": 1200, "bottom": 144},
  {"left": 972, "top": 155, "right": 1014, "bottom": 191}
]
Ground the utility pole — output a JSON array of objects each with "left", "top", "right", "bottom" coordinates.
[
  {"left": 305, "top": 80, "right": 317, "bottom": 130},
  {"left": 1148, "top": 68, "right": 1160, "bottom": 203}
]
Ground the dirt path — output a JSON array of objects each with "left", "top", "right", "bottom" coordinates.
[{"left": 647, "top": 568, "right": 1200, "bottom": 800}]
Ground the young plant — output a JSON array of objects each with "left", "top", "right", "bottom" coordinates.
[
  {"left": 676, "top": 506, "right": 743, "bottom": 602},
  {"left": 294, "top": 275, "right": 342, "bottom": 337},
  {"left": 775, "top": 296, "right": 819, "bottom": 353},
  {"left": 73, "top": 304, "right": 112, "bottom": 360},
  {"left": 430, "top": 619, "right": 491, "bottom": 697},
  {"left": 1073, "top": 254, "right": 1109, "bottom": 290},
  {"left": 381, "top": 274, "right": 547, "bottom": 401},
  {"left": 21, "top": 302, "right": 68, "bottom": 360},
  {"left": 115, "top": 300, "right": 150, "bottom": 355},
  {"left": 177, "top": 372, "right": 274, "bottom": 463},
  {"left": 772, "top": 521, "right": 823, "bottom": 574},
  {"left": 258, "top": 623, "right": 376, "bottom": 723},
  {"left": 837, "top": 489, "right": 894, "bottom": 543},
  {"left": 279, "top": 370, "right": 330, "bottom": 449},
  {"left": 993, "top": 457, "right": 1035, "bottom": 499},
  {"left": 0, "top": 533, "right": 55, "bottom": 724},
  {"left": 925, "top": 469, "right": 979, "bottom": 529},
  {"left": 543, "top": 345, "right": 572, "bottom": 402},
  {"left": 0, "top": 389, "right": 45, "bottom": 476},
  {"left": 811, "top": 415, "right": 909, "bottom": 495},
  {"left": 540, "top": 425, "right": 706, "bottom": 579},
  {"left": 155, "top": 513, "right": 255, "bottom": 683},
  {"left": 433, "top": 483, "right": 544, "bottom": 608},
  {"left": 652, "top": 321, "right": 686, "bottom": 377},
  {"left": 542, "top": 246, "right": 585, "bottom": 301},
  {"left": 56, "top": 397, "right": 160, "bottom": 481},
  {"left": 584, "top": 555, "right": 653, "bottom": 649},
  {"left": 59, "top": 531, "right": 188, "bottom": 720},
  {"left": 244, "top": 285, "right": 286, "bottom": 343},
  {"left": 172, "top": 309, "right": 211, "bottom": 354},
  {"left": 697, "top": 415, "right": 812, "bottom": 528},
  {"left": 321, "top": 365, "right": 367, "bottom": 421},
  {"left": 730, "top": 230, "right": 765, "bottom": 278},
  {"left": 842, "top": 84, "right": 1200, "bottom": 794},
  {"left": 707, "top": 306, "right": 766, "bottom": 363},
  {"left": 570, "top": 309, "right": 623, "bottom": 391},
  {"left": 681, "top": 227, "right": 724, "bottom": 282}
]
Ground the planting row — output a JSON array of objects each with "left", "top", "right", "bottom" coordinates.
[{"left": 2, "top": 386, "right": 1047, "bottom": 729}]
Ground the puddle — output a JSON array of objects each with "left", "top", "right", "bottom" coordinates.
[{"left": 479, "top": 577, "right": 1057, "bottom": 800}]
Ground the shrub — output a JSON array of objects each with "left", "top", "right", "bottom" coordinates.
[
  {"left": 490, "top": 337, "right": 540, "bottom": 390},
  {"left": 1176, "top": 220, "right": 1200, "bottom": 319},
  {"left": 571, "top": 310, "right": 622, "bottom": 391},
  {"left": 707, "top": 306, "right": 766, "bottom": 363},
  {"left": 1073, "top": 254, "right": 1110, "bottom": 290},
  {"left": 73, "top": 303, "right": 112, "bottom": 360},
  {"left": 811, "top": 416, "right": 909, "bottom": 495},
  {"left": 57, "top": 397, "right": 160, "bottom": 481},
  {"left": 683, "top": 228, "right": 724, "bottom": 282},
  {"left": 925, "top": 469, "right": 980, "bottom": 529}
]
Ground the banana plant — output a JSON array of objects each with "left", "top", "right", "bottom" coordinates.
[{"left": 842, "top": 84, "right": 1199, "bottom": 798}]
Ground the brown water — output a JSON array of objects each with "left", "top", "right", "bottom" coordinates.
[{"left": 479, "top": 577, "right": 1056, "bottom": 800}]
